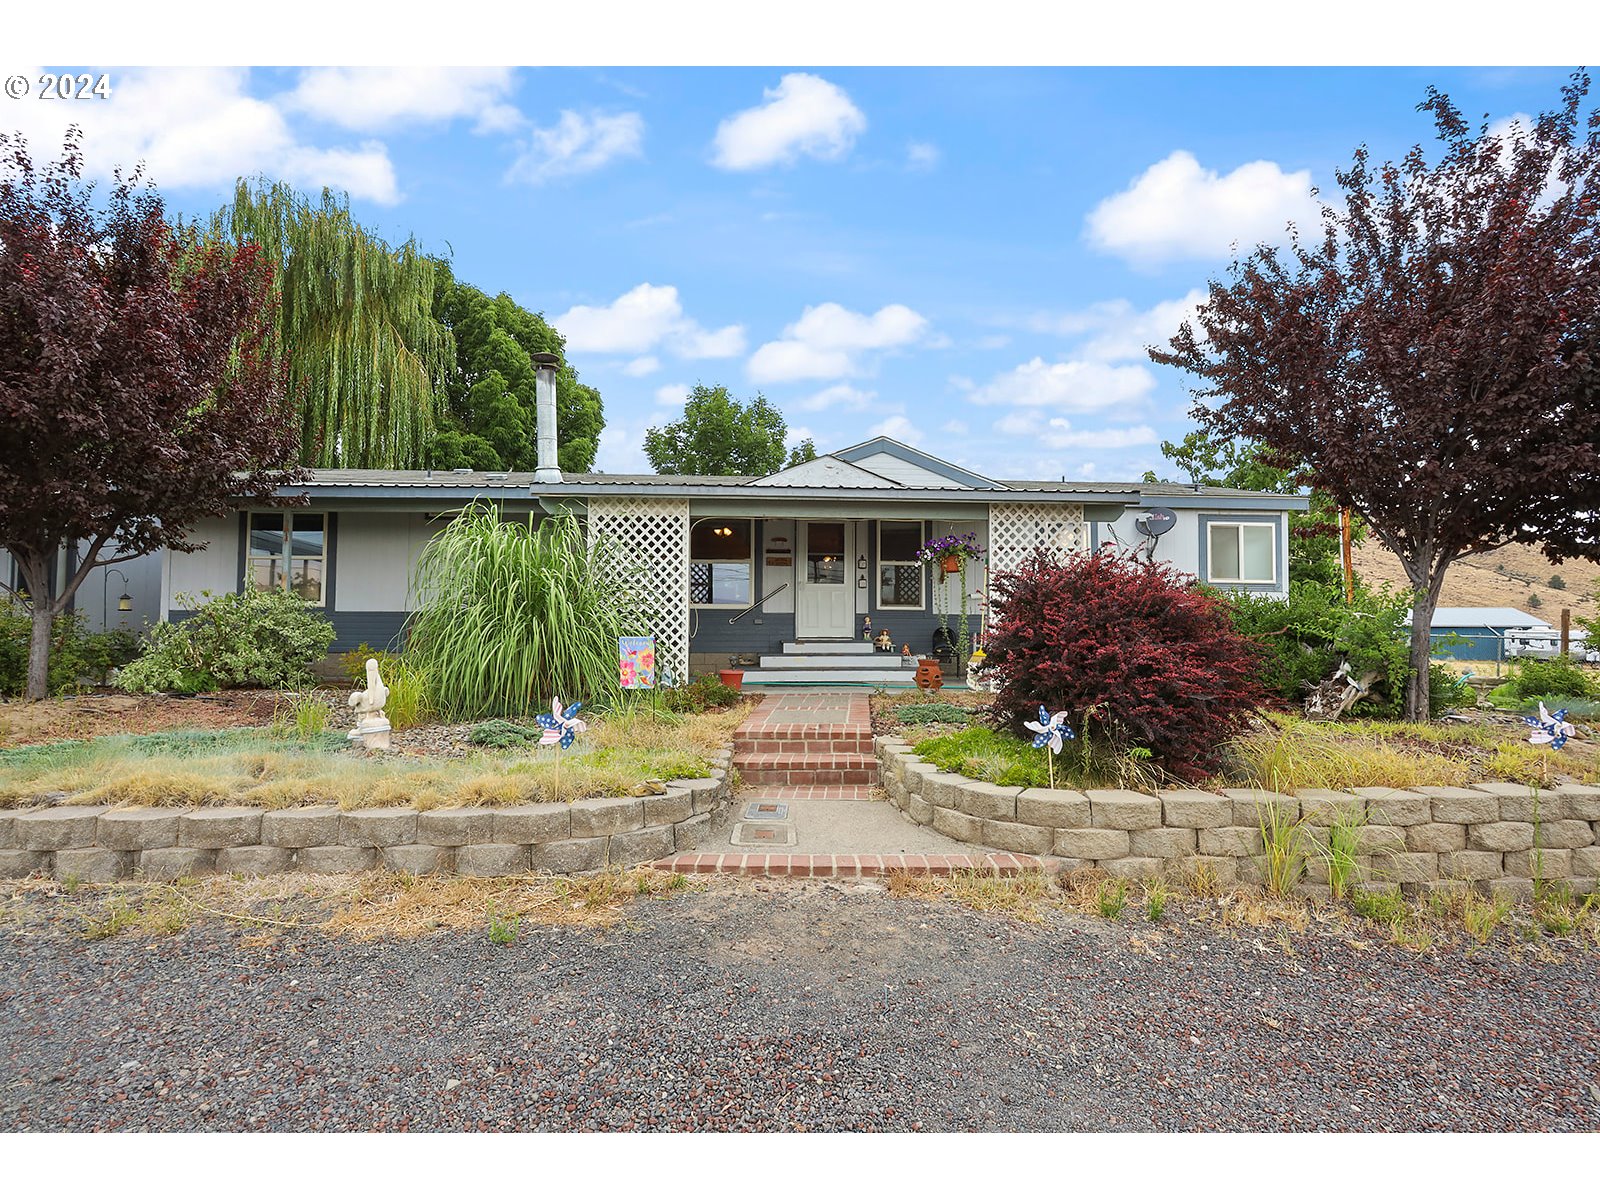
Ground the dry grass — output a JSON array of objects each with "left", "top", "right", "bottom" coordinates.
[
  {"left": 1219, "top": 716, "right": 1473, "bottom": 791},
  {"left": 885, "top": 868, "right": 1052, "bottom": 921},
  {"left": 0, "top": 706, "right": 745, "bottom": 811}
]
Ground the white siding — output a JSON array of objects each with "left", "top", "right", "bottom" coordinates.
[
  {"left": 1096, "top": 508, "right": 1290, "bottom": 599},
  {"left": 335, "top": 511, "right": 431, "bottom": 611},
  {"left": 851, "top": 452, "right": 971, "bottom": 489},
  {"left": 166, "top": 517, "right": 240, "bottom": 609}
]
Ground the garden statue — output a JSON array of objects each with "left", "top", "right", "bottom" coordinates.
[{"left": 347, "top": 657, "right": 392, "bottom": 751}]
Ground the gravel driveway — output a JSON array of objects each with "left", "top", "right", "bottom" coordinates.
[{"left": 2, "top": 880, "right": 1597, "bottom": 1131}]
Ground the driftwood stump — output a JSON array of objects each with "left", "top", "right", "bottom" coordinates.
[{"left": 1303, "top": 660, "right": 1382, "bottom": 721}]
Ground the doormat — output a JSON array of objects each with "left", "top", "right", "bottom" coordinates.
[
  {"left": 743, "top": 801, "right": 790, "bottom": 820},
  {"left": 730, "top": 822, "right": 798, "bottom": 847}
]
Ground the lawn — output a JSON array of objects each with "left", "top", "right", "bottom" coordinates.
[{"left": 0, "top": 704, "right": 749, "bottom": 810}]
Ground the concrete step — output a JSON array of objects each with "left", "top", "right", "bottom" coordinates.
[
  {"left": 759, "top": 653, "right": 908, "bottom": 669},
  {"left": 740, "top": 667, "right": 916, "bottom": 685},
  {"left": 780, "top": 641, "right": 876, "bottom": 655}
]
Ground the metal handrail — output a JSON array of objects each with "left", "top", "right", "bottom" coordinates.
[{"left": 727, "top": 582, "right": 788, "bottom": 624}]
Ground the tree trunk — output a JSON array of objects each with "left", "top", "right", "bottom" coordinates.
[
  {"left": 1405, "top": 583, "right": 1441, "bottom": 724},
  {"left": 26, "top": 599, "right": 53, "bottom": 701}
]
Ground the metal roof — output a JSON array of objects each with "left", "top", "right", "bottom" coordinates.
[{"left": 1427, "top": 607, "right": 1551, "bottom": 629}]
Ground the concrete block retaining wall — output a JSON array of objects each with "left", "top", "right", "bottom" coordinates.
[
  {"left": 877, "top": 737, "right": 1600, "bottom": 898},
  {"left": 0, "top": 751, "right": 733, "bottom": 883}
]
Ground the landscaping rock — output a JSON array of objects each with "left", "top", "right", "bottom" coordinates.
[
  {"left": 1016, "top": 788, "right": 1091, "bottom": 828},
  {"left": 1352, "top": 789, "right": 1432, "bottom": 826},
  {"left": 675, "top": 779, "right": 722, "bottom": 815},
  {"left": 1129, "top": 827, "right": 1198, "bottom": 859},
  {"left": 1355, "top": 824, "right": 1406, "bottom": 854},
  {"left": 0, "top": 813, "right": 15, "bottom": 849},
  {"left": 1199, "top": 827, "right": 1264, "bottom": 857},
  {"left": 217, "top": 846, "right": 295, "bottom": 876},
  {"left": 137, "top": 847, "right": 217, "bottom": 880},
  {"left": 1087, "top": 791, "right": 1162, "bottom": 830},
  {"left": 907, "top": 796, "right": 934, "bottom": 826},
  {"left": 53, "top": 848, "right": 129, "bottom": 884},
  {"left": 1296, "top": 789, "right": 1362, "bottom": 826},
  {"left": 260, "top": 806, "right": 342, "bottom": 848},
  {"left": 529, "top": 838, "right": 606, "bottom": 874},
  {"left": 1424, "top": 790, "right": 1499, "bottom": 825},
  {"left": 1382, "top": 852, "right": 1439, "bottom": 884},
  {"left": 673, "top": 813, "right": 713, "bottom": 852},
  {"left": 14, "top": 806, "right": 109, "bottom": 851},
  {"left": 955, "top": 782, "right": 1021, "bottom": 822},
  {"left": 0, "top": 850, "right": 46, "bottom": 878},
  {"left": 1505, "top": 849, "right": 1571, "bottom": 879},
  {"left": 1571, "top": 846, "right": 1600, "bottom": 878},
  {"left": 494, "top": 805, "right": 571, "bottom": 844},
  {"left": 341, "top": 808, "right": 418, "bottom": 848},
  {"left": 179, "top": 808, "right": 262, "bottom": 849},
  {"left": 295, "top": 846, "right": 376, "bottom": 874},
  {"left": 379, "top": 845, "right": 446, "bottom": 875},
  {"left": 609, "top": 826, "right": 676, "bottom": 866},
  {"left": 1438, "top": 850, "right": 1504, "bottom": 880},
  {"left": 1405, "top": 823, "right": 1467, "bottom": 853},
  {"left": 901, "top": 760, "right": 939, "bottom": 797},
  {"left": 931, "top": 806, "right": 983, "bottom": 844},
  {"left": 921, "top": 772, "right": 974, "bottom": 814},
  {"left": 568, "top": 798, "right": 644, "bottom": 839},
  {"left": 416, "top": 808, "right": 496, "bottom": 847},
  {"left": 1536, "top": 820, "right": 1596, "bottom": 850},
  {"left": 1102, "top": 856, "right": 1162, "bottom": 879},
  {"left": 1221, "top": 789, "right": 1298, "bottom": 826},
  {"left": 454, "top": 843, "right": 530, "bottom": 877},
  {"left": 1179, "top": 855, "right": 1239, "bottom": 887},
  {"left": 980, "top": 820, "right": 1052, "bottom": 855},
  {"left": 1496, "top": 792, "right": 1567, "bottom": 822},
  {"left": 97, "top": 809, "right": 181, "bottom": 851},
  {"left": 1054, "top": 828, "right": 1130, "bottom": 859},
  {"left": 1559, "top": 787, "right": 1600, "bottom": 821},
  {"left": 1468, "top": 822, "right": 1535, "bottom": 853},
  {"left": 1160, "top": 790, "right": 1231, "bottom": 829},
  {"left": 644, "top": 790, "right": 694, "bottom": 827}
]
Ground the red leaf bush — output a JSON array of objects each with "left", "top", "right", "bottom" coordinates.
[{"left": 981, "top": 550, "right": 1264, "bottom": 780}]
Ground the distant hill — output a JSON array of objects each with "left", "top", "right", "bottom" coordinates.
[{"left": 1350, "top": 540, "right": 1598, "bottom": 625}]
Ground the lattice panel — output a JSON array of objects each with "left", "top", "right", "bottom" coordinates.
[
  {"left": 987, "top": 502, "right": 1087, "bottom": 574},
  {"left": 586, "top": 497, "right": 691, "bottom": 687}
]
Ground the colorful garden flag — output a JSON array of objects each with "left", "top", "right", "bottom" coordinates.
[{"left": 619, "top": 636, "right": 656, "bottom": 690}]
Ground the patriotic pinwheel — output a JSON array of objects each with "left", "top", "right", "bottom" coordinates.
[
  {"left": 1525, "top": 702, "right": 1575, "bottom": 751},
  {"left": 1023, "top": 705, "right": 1075, "bottom": 788},
  {"left": 537, "top": 696, "right": 588, "bottom": 749}
]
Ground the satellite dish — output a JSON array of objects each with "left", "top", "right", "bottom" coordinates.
[{"left": 1134, "top": 507, "right": 1177, "bottom": 539}]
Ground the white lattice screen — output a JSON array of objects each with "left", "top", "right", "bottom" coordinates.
[
  {"left": 986, "top": 502, "right": 1088, "bottom": 574},
  {"left": 586, "top": 497, "right": 691, "bottom": 687}
]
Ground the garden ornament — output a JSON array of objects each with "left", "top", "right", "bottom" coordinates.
[
  {"left": 1525, "top": 702, "right": 1574, "bottom": 751},
  {"left": 537, "top": 696, "right": 588, "bottom": 749},
  {"left": 347, "top": 657, "right": 391, "bottom": 751},
  {"left": 1023, "top": 705, "right": 1075, "bottom": 788}
]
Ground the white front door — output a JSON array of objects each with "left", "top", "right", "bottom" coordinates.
[{"left": 796, "top": 520, "right": 853, "bottom": 638}]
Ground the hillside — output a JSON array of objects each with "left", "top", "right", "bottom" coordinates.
[{"left": 1349, "top": 540, "right": 1599, "bottom": 626}]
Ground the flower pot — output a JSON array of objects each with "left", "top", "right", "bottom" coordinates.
[
  {"left": 940, "top": 554, "right": 962, "bottom": 574},
  {"left": 915, "top": 658, "right": 944, "bottom": 693},
  {"left": 718, "top": 669, "right": 744, "bottom": 691}
]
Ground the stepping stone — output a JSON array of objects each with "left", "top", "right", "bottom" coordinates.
[
  {"left": 743, "top": 801, "right": 791, "bottom": 820},
  {"left": 730, "top": 822, "right": 798, "bottom": 847}
]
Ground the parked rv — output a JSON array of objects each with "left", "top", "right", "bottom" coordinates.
[{"left": 1504, "top": 627, "right": 1599, "bottom": 662}]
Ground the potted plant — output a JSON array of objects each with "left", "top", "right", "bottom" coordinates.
[{"left": 916, "top": 532, "right": 985, "bottom": 667}]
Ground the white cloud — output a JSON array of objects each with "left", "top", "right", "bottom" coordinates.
[
  {"left": 595, "top": 418, "right": 652, "bottom": 473},
  {"left": 506, "top": 110, "right": 644, "bottom": 184},
  {"left": 787, "top": 425, "right": 815, "bottom": 448},
  {"left": 553, "top": 284, "right": 745, "bottom": 360},
  {"left": 5, "top": 66, "right": 400, "bottom": 204},
  {"left": 994, "top": 415, "right": 1159, "bottom": 450},
  {"left": 869, "top": 414, "right": 923, "bottom": 444},
  {"left": 941, "top": 419, "right": 969, "bottom": 436},
  {"left": 1030, "top": 289, "right": 1209, "bottom": 363},
  {"left": 712, "top": 73, "right": 866, "bottom": 171},
  {"left": 797, "top": 383, "right": 877, "bottom": 412},
  {"left": 654, "top": 383, "right": 690, "bottom": 407},
  {"left": 1086, "top": 150, "right": 1320, "bottom": 266},
  {"left": 906, "top": 141, "right": 941, "bottom": 171},
  {"left": 622, "top": 356, "right": 660, "bottom": 377},
  {"left": 970, "top": 359, "right": 1157, "bottom": 411},
  {"left": 284, "top": 67, "right": 519, "bottom": 134},
  {"left": 747, "top": 301, "right": 928, "bottom": 384}
]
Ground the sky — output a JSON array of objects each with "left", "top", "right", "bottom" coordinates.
[{"left": 2, "top": 64, "right": 1581, "bottom": 482}]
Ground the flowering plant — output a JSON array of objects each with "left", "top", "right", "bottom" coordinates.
[{"left": 915, "top": 531, "right": 984, "bottom": 566}]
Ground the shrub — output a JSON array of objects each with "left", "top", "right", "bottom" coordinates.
[
  {"left": 1528, "top": 593, "right": 1542, "bottom": 608},
  {"left": 1509, "top": 657, "right": 1597, "bottom": 701},
  {"left": 981, "top": 551, "right": 1263, "bottom": 780},
  {"left": 658, "top": 675, "right": 742, "bottom": 714},
  {"left": 116, "top": 588, "right": 335, "bottom": 694},
  {"left": 1, "top": 599, "right": 145, "bottom": 696},
  {"left": 1427, "top": 663, "right": 1475, "bottom": 714},
  {"left": 894, "top": 702, "right": 973, "bottom": 725},
  {"left": 406, "top": 507, "right": 647, "bottom": 720},
  {"left": 1549, "top": 574, "right": 1566, "bottom": 590}
]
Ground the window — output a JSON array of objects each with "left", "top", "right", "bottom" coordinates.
[
  {"left": 805, "top": 522, "right": 845, "bottom": 585},
  {"left": 1206, "top": 521, "right": 1276, "bottom": 585},
  {"left": 690, "top": 519, "right": 753, "bottom": 606},
  {"left": 248, "top": 512, "right": 327, "bottom": 604},
  {"left": 878, "top": 520, "right": 924, "bottom": 608}
]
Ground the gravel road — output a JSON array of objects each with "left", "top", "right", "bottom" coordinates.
[{"left": 2, "top": 880, "right": 1597, "bottom": 1131}]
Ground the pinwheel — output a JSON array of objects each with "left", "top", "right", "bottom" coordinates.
[
  {"left": 537, "top": 696, "right": 587, "bottom": 748},
  {"left": 1023, "top": 705, "right": 1075, "bottom": 788},
  {"left": 1525, "top": 702, "right": 1575, "bottom": 751}
]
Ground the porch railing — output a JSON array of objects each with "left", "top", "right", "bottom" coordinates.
[{"left": 727, "top": 582, "right": 788, "bottom": 624}]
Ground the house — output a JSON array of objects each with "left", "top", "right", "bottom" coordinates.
[
  {"left": 1423, "top": 607, "right": 1551, "bottom": 661},
  {"left": 155, "top": 424, "right": 1308, "bottom": 687}
]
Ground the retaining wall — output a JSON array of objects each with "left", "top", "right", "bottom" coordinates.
[
  {"left": 876, "top": 737, "right": 1600, "bottom": 899},
  {"left": 0, "top": 751, "right": 732, "bottom": 883}
]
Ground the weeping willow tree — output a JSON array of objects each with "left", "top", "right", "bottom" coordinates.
[{"left": 212, "top": 180, "right": 452, "bottom": 468}]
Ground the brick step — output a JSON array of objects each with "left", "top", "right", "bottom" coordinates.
[
  {"left": 737, "top": 766, "right": 878, "bottom": 786},
  {"left": 733, "top": 733, "right": 875, "bottom": 755},
  {"left": 652, "top": 852, "right": 1043, "bottom": 878},
  {"left": 739, "top": 785, "right": 880, "bottom": 801}
]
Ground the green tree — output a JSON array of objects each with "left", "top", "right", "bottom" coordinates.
[
  {"left": 427, "top": 268, "right": 604, "bottom": 472},
  {"left": 644, "top": 386, "right": 815, "bottom": 475},
  {"left": 212, "top": 180, "right": 452, "bottom": 469},
  {"left": 1156, "top": 430, "right": 1356, "bottom": 588}
]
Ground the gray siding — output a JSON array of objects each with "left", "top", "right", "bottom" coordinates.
[{"left": 167, "top": 608, "right": 408, "bottom": 655}]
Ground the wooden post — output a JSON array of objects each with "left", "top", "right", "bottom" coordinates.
[
  {"left": 1560, "top": 607, "right": 1571, "bottom": 658},
  {"left": 1339, "top": 507, "right": 1354, "bottom": 604}
]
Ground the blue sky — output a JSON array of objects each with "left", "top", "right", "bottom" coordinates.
[{"left": 6, "top": 65, "right": 1579, "bottom": 480}]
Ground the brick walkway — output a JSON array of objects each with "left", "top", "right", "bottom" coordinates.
[{"left": 653, "top": 691, "right": 994, "bottom": 876}]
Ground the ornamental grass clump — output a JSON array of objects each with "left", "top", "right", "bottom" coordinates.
[
  {"left": 406, "top": 507, "right": 647, "bottom": 720},
  {"left": 981, "top": 549, "right": 1264, "bottom": 780}
]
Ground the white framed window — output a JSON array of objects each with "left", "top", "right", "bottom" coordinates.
[
  {"left": 1206, "top": 521, "right": 1276, "bottom": 585},
  {"left": 878, "top": 520, "right": 924, "bottom": 609},
  {"left": 247, "top": 512, "right": 327, "bottom": 604},
  {"left": 690, "top": 519, "right": 753, "bottom": 607}
]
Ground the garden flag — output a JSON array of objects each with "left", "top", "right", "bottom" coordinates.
[
  {"left": 619, "top": 636, "right": 657, "bottom": 690},
  {"left": 537, "top": 697, "right": 588, "bottom": 749}
]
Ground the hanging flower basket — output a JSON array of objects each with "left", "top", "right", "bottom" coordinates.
[
  {"left": 917, "top": 532, "right": 985, "bottom": 570},
  {"left": 939, "top": 554, "right": 962, "bottom": 574}
]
